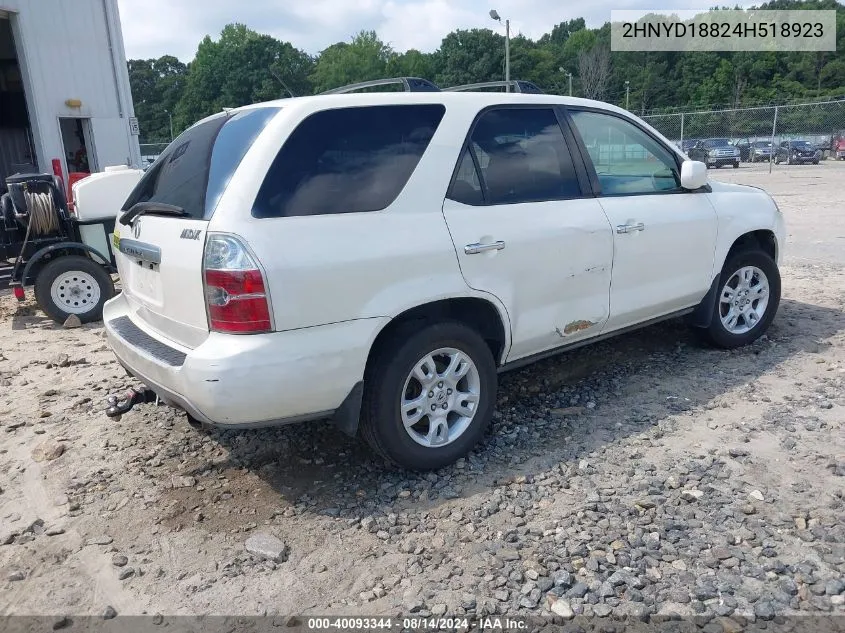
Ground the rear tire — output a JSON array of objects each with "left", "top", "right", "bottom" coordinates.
[
  {"left": 733, "top": 161, "right": 739, "bottom": 168},
  {"left": 34, "top": 255, "right": 115, "bottom": 325},
  {"left": 699, "top": 249, "right": 781, "bottom": 349},
  {"left": 360, "top": 321, "right": 497, "bottom": 470}
]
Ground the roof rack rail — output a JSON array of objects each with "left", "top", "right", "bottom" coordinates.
[
  {"left": 444, "top": 80, "right": 545, "bottom": 94},
  {"left": 320, "top": 77, "right": 441, "bottom": 95}
]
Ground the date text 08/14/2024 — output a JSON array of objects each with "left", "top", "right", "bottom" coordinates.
[{"left": 306, "top": 617, "right": 528, "bottom": 630}]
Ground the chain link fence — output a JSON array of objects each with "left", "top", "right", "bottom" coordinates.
[
  {"left": 139, "top": 142, "right": 169, "bottom": 167},
  {"left": 641, "top": 99, "right": 845, "bottom": 164}
]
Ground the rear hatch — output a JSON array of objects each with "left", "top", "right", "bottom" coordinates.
[{"left": 114, "top": 106, "right": 281, "bottom": 348}]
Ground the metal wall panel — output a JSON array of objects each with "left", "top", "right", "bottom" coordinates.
[{"left": 0, "top": 0, "right": 140, "bottom": 177}]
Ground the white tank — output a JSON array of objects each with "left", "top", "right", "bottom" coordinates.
[{"left": 72, "top": 165, "right": 144, "bottom": 222}]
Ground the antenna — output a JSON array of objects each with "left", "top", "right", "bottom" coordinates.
[{"left": 269, "top": 68, "right": 296, "bottom": 98}]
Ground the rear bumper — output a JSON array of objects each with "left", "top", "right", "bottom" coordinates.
[{"left": 102, "top": 293, "right": 387, "bottom": 427}]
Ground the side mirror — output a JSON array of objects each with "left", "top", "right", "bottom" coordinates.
[{"left": 680, "top": 160, "right": 707, "bottom": 190}]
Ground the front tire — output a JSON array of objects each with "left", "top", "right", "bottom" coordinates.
[
  {"left": 733, "top": 161, "right": 739, "bottom": 168},
  {"left": 700, "top": 249, "right": 781, "bottom": 349},
  {"left": 360, "top": 321, "right": 497, "bottom": 470},
  {"left": 34, "top": 255, "right": 115, "bottom": 324}
]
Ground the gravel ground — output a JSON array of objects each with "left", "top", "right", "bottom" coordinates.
[{"left": 0, "top": 161, "right": 843, "bottom": 627}]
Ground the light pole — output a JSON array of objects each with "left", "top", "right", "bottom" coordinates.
[
  {"left": 624, "top": 81, "right": 630, "bottom": 110},
  {"left": 560, "top": 67, "right": 572, "bottom": 96},
  {"left": 489, "top": 9, "right": 510, "bottom": 92}
]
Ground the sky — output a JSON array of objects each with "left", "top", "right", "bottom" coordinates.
[{"left": 114, "top": 0, "right": 723, "bottom": 62}]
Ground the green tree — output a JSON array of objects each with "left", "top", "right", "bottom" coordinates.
[
  {"left": 174, "top": 23, "right": 313, "bottom": 131},
  {"left": 433, "top": 29, "right": 506, "bottom": 87},
  {"left": 127, "top": 0, "right": 845, "bottom": 127},
  {"left": 128, "top": 55, "right": 187, "bottom": 143},
  {"left": 310, "top": 31, "right": 396, "bottom": 93}
]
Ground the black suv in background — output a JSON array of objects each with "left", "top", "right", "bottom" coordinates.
[
  {"left": 687, "top": 138, "right": 741, "bottom": 169},
  {"left": 774, "top": 140, "right": 820, "bottom": 165}
]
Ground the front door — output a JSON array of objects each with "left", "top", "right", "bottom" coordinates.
[
  {"left": 565, "top": 108, "right": 718, "bottom": 333},
  {"left": 441, "top": 106, "right": 614, "bottom": 361}
]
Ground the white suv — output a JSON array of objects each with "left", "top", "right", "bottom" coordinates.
[{"left": 104, "top": 88, "right": 785, "bottom": 470}]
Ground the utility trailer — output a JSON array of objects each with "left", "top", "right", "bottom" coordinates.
[{"left": 1, "top": 166, "right": 144, "bottom": 324}]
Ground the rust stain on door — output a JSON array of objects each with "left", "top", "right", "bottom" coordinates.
[{"left": 562, "top": 319, "right": 597, "bottom": 335}]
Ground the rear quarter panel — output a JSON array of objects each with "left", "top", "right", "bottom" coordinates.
[{"left": 207, "top": 99, "right": 512, "bottom": 346}]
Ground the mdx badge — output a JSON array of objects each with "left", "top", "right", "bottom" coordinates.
[{"left": 180, "top": 228, "right": 202, "bottom": 240}]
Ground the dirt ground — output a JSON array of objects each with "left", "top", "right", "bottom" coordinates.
[{"left": 0, "top": 161, "right": 843, "bottom": 624}]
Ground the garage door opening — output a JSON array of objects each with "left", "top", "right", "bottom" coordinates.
[
  {"left": 0, "top": 15, "right": 38, "bottom": 187},
  {"left": 60, "top": 117, "right": 96, "bottom": 175}
]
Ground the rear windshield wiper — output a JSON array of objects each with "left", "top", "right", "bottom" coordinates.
[{"left": 119, "top": 202, "right": 190, "bottom": 226}]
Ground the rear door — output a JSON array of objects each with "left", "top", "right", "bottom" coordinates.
[
  {"left": 114, "top": 106, "right": 281, "bottom": 348},
  {"left": 441, "top": 106, "right": 614, "bottom": 361}
]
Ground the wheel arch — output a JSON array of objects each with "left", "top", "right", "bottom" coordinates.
[
  {"left": 692, "top": 229, "right": 779, "bottom": 329},
  {"left": 365, "top": 297, "right": 511, "bottom": 373},
  {"left": 725, "top": 229, "right": 778, "bottom": 264},
  {"left": 332, "top": 295, "right": 511, "bottom": 439},
  {"left": 19, "top": 242, "right": 115, "bottom": 288}
]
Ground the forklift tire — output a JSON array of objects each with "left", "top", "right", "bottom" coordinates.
[{"left": 34, "top": 255, "right": 115, "bottom": 325}]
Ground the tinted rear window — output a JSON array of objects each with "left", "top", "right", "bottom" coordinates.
[
  {"left": 122, "top": 107, "right": 281, "bottom": 219},
  {"left": 252, "top": 104, "right": 446, "bottom": 218}
]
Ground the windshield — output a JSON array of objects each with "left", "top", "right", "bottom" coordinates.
[
  {"left": 703, "top": 138, "right": 731, "bottom": 148},
  {"left": 792, "top": 141, "right": 812, "bottom": 148},
  {"left": 122, "top": 106, "right": 282, "bottom": 219}
]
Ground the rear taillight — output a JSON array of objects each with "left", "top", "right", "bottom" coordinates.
[{"left": 203, "top": 234, "right": 272, "bottom": 334}]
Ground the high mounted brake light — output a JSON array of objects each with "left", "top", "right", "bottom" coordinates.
[{"left": 202, "top": 233, "right": 272, "bottom": 334}]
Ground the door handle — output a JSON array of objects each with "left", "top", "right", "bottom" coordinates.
[
  {"left": 465, "top": 241, "right": 506, "bottom": 255},
  {"left": 616, "top": 222, "right": 645, "bottom": 234}
]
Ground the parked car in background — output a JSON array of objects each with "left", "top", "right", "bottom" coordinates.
[
  {"left": 774, "top": 140, "right": 820, "bottom": 165},
  {"left": 748, "top": 141, "right": 774, "bottom": 163},
  {"left": 680, "top": 139, "right": 698, "bottom": 154},
  {"left": 732, "top": 139, "right": 751, "bottom": 162},
  {"left": 101, "top": 84, "right": 785, "bottom": 470},
  {"left": 687, "top": 138, "right": 740, "bottom": 168}
]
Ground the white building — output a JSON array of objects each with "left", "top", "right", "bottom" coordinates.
[{"left": 0, "top": 0, "right": 140, "bottom": 190}]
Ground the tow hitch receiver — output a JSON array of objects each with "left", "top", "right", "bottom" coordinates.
[{"left": 105, "top": 387, "right": 159, "bottom": 420}]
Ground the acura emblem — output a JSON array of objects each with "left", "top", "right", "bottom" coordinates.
[{"left": 133, "top": 221, "right": 141, "bottom": 239}]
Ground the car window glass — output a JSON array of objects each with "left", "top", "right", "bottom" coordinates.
[
  {"left": 123, "top": 107, "right": 282, "bottom": 220},
  {"left": 568, "top": 110, "right": 680, "bottom": 195},
  {"left": 252, "top": 104, "right": 445, "bottom": 218},
  {"left": 447, "top": 147, "right": 484, "bottom": 205},
  {"left": 123, "top": 112, "right": 228, "bottom": 219},
  {"left": 467, "top": 108, "right": 581, "bottom": 205}
]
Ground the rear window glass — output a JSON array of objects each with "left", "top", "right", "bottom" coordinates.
[
  {"left": 252, "top": 104, "right": 446, "bottom": 218},
  {"left": 122, "top": 106, "right": 281, "bottom": 220}
]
